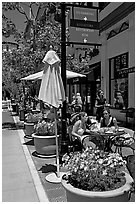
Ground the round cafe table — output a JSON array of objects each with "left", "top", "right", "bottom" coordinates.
[{"left": 89, "top": 128, "right": 125, "bottom": 152}]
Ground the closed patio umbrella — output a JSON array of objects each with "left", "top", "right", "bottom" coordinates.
[{"left": 38, "top": 47, "right": 65, "bottom": 183}]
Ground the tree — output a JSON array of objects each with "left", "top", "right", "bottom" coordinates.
[
  {"left": 2, "top": 2, "right": 90, "bottom": 99},
  {"left": 2, "top": 2, "right": 61, "bottom": 99}
]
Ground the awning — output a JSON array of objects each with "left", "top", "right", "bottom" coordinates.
[{"left": 21, "top": 69, "right": 86, "bottom": 81}]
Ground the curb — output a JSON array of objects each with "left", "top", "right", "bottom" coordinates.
[{"left": 13, "top": 115, "right": 49, "bottom": 202}]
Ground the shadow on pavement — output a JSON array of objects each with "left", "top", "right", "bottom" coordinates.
[
  {"left": 38, "top": 164, "right": 57, "bottom": 173},
  {"left": 2, "top": 122, "right": 16, "bottom": 130},
  {"left": 32, "top": 151, "right": 56, "bottom": 159},
  {"left": 11, "top": 113, "right": 18, "bottom": 116},
  {"left": 23, "top": 139, "right": 34, "bottom": 146},
  {"left": 16, "top": 122, "right": 24, "bottom": 129}
]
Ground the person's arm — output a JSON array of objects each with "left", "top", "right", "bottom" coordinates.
[
  {"left": 95, "top": 99, "right": 100, "bottom": 108},
  {"left": 100, "top": 117, "right": 103, "bottom": 128},
  {"left": 113, "top": 117, "right": 118, "bottom": 128},
  {"left": 84, "top": 128, "right": 91, "bottom": 134},
  {"left": 104, "top": 98, "right": 107, "bottom": 105},
  {"left": 95, "top": 99, "right": 103, "bottom": 108},
  {"left": 72, "top": 120, "right": 82, "bottom": 139}
]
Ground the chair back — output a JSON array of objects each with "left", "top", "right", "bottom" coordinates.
[
  {"left": 126, "top": 107, "right": 135, "bottom": 118},
  {"left": 124, "top": 127, "right": 134, "bottom": 137},
  {"left": 70, "top": 112, "right": 81, "bottom": 125}
]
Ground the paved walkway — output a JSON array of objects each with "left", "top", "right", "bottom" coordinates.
[
  {"left": 2, "top": 110, "right": 49, "bottom": 202},
  {"left": 2, "top": 108, "right": 134, "bottom": 202}
]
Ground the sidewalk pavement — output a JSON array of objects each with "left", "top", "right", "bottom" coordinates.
[
  {"left": 2, "top": 109, "right": 67, "bottom": 202},
  {"left": 2, "top": 108, "right": 134, "bottom": 202},
  {"left": 2, "top": 110, "right": 50, "bottom": 202}
]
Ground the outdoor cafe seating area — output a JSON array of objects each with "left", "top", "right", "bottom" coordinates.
[
  {"left": 67, "top": 112, "right": 135, "bottom": 155},
  {"left": 64, "top": 111, "right": 135, "bottom": 194},
  {"left": 6, "top": 96, "right": 135, "bottom": 161},
  {"left": 3, "top": 97, "right": 135, "bottom": 201}
]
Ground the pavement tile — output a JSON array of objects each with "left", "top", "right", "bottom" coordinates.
[
  {"left": 2, "top": 187, "right": 39, "bottom": 202},
  {"left": 2, "top": 161, "right": 30, "bottom": 175},
  {"left": 2, "top": 111, "right": 41, "bottom": 202},
  {"left": 50, "top": 196, "right": 67, "bottom": 202},
  {"left": 45, "top": 186, "right": 66, "bottom": 198},
  {"left": 2, "top": 154, "right": 27, "bottom": 164},
  {"left": 2, "top": 172, "right": 34, "bottom": 191}
]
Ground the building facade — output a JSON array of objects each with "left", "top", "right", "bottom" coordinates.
[
  {"left": 99, "top": 2, "right": 135, "bottom": 109},
  {"left": 80, "top": 2, "right": 135, "bottom": 115},
  {"left": 67, "top": 2, "right": 135, "bottom": 115}
]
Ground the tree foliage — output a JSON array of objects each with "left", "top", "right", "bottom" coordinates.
[
  {"left": 2, "top": 2, "right": 88, "bottom": 99},
  {"left": 2, "top": 2, "right": 62, "bottom": 99}
]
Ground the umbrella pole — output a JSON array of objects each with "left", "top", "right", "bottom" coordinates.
[
  {"left": 45, "top": 108, "right": 65, "bottom": 183},
  {"left": 54, "top": 108, "right": 60, "bottom": 178}
]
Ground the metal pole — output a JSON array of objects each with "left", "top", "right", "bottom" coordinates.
[{"left": 60, "top": 3, "right": 68, "bottom": 155}]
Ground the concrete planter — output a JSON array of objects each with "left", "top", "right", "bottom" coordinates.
[
  {"left": 19, "top": 109, "right": 25, "bottom": 121},
  {"left": 32, "top": 133, "right": 59, "bottom": 157},
  {"left": 24, "top": 122, "right": 34, "bottom": 138},
  {"left": 12, "top": 104, "right": 18, "bottom": 113},
  {"left": 61, "top": 172, "right": 133, "bottom": 202}
]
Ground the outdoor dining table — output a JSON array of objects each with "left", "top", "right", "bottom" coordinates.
[{"left": 89, "top": 127, "right": 127, "bottom": 152}]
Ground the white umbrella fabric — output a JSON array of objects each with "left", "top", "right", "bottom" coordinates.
[
  {"left": 38, "top": 49, "right": 65, "bottom": 183},
  {"left": 20, "top": 69, "right": 86, "bottom": 80}
]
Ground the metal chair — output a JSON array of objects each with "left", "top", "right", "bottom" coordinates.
[
  {"left": 125, "top": 107, "right": 135, "bottom": 129},
  {"left": 67, "top": 125, "right": 97, "bottom": 152},
  {"left": 113, "top": 130, "right": 135, "bottom": 157}
]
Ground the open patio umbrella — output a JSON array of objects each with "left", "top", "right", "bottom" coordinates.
[{"left": 38, "top": 47, "right": 65, "bottom": 183}]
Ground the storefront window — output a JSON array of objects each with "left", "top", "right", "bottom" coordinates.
[{"left": 110, "top": 53, "right": 128, "bottom": 109}]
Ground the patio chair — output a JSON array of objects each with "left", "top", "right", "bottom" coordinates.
[
  {"left": 67, "top": 125, "right": 96, "bottom": 152},
  {"left": 112, "top": 130, "right": 135, "bottom": 157},
  {"left": 125, "top": 107, "right": 135, "bottom": 129},
  {"left": 67, "top": 125, "right": 82, "bottom": 152}
]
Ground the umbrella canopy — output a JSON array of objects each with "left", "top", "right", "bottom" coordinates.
[
  {"left": 38, "top": 50, "right": 65, "bottom": 108},
  {"left": 20, "top": 69, "right": 86, "bottom": 81}
]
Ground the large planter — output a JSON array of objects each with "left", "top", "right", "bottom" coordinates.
[
  {"left": 61, "top": 172, "right": 133, "bottom": 202},
  {"left": 19, "top": 109, "right": 25, "bottom": 121},
  {"left": 32, "top": 133, "right": 59, "bottom": 157},
  {"left": 12, "top": 103, "right": 18, "bottom": 113},
  {"left": 24, "top": 122, "right": 34, "bottom": 138}
]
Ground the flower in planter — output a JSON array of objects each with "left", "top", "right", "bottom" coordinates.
[
  {"left": 34, "top": 119, "right": 58, "bottom": 136},
  {"left": 25, "top": 112, "right": 43, "bottom": 124},
  {"left": 25, "top": 104, "right": 32, "bottom": 111},
  {"left": 19, "top": 102, "right": 24, "bottom": 110},
  {"left": 62, "top": 147, "right": 127, "bottom": 192}
]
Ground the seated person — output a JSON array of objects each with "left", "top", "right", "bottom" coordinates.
[
  {"left": 72, "top": 112, "right": 97, "bottom": 150},
  {"left": 100, "top": 108, "right": 118, "bottom": 152},
  {"left": 100, "top": 108, "right": 118, "bottom": 128},
  {"left": 86, "top": 116, "right": 97, "bottom": 129},
  {"left": 72, "top": 112, "right": 91, "bottom": 140}
]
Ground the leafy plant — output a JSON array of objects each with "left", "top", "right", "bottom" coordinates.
[
  {"left": 25, "top": 112, "right": 43, "bottom": 124},
  {"left": 34, "top": 120, "right": 56, "bottom": 136},
  {"left": 62, "top": 147, "right": 127, "bottom": 191}
]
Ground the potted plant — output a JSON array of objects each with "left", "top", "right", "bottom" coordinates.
[
  {"left": 19, "top": 102, "right": 26, "bottom": 121},
  {"left": 61, "top": 147, "right": 133, "bottom": 202},
  {"left": 12, "top": 100, "right": 19, "bottom": 114},
  {"left": 24, "top": 112, "right": 43, "bottom": 138},
  {"left": 32, "top": 119, "right": 60, "bottom": 157}
]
